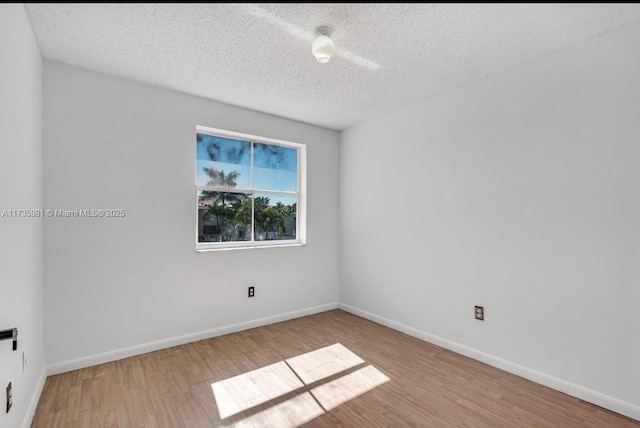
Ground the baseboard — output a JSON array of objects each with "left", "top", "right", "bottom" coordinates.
[
  {"left": 21, "top": 366, "right": 47, "bottom": 428},
  {"left": 338, "top": 303, "right": 640, "bottom": 422},
  {"left": 47, "top": 302, "right": 338, "bottom": 376}
]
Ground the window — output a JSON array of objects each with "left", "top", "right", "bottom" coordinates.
[{"left": 196, "top": 126, "right": 306, "bottom": 251}]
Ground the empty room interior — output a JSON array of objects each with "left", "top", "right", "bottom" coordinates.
[{"left": 2, "top": 3, "right": 640, "bottom": 427}]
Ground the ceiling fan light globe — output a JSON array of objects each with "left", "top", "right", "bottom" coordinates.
[{"left": 312, "top": 34, "right": 334, "bottom": 64}]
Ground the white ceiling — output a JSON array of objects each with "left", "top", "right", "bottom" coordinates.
[{"left": 25, "top": 3, "right": 640, "bottom": 131}]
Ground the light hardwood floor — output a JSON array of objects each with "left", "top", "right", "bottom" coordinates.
[{"left": 32, "top": 309, "right": 639, "bottom": 427}]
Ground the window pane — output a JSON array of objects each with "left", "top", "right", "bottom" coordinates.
[
  {"left": 253, "top": 143, "right": 297, "bottom": 192},
  {"left": 196, "top": 134, "right": 250, "bottom": 189},
  {"left": 198, "top": 190, "right": 251, "bottom": 242},
  {"left": 254, "top": 194, "right": 297, "bottom": 241}
]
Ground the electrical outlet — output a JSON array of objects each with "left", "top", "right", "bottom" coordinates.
[
  {"left": 248, "top": 286, "right": 255, "bottom": 298},
  {"left": 475, "top": 306, "right": 484, "bottom": 321},
  {"left": 6, "top": 382, "right": 12, "bottom": 413}
]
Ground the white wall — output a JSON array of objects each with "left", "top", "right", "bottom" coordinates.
[
  {"left": 0, "top": 4, "right": 45, "bottom": 428},
  {"left": 340, "top": 22, "right": 640, "bottom": 419},
  {"left": 43, "top": 62, "right": 339, "bottom": 369}
]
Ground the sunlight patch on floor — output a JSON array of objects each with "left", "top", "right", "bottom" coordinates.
[
  {"left": 311, "top": 365, "right": 390, "bottom": 411},
  {"left": 212, "top": 361, "right": 304, "bottom": 419},
  {"left": 212, "top": 343, "right": 389, "bottom": 427},
  {"left": 285, "top": 343, "right": 364, "bottom": 385},
  {"left": 221, "top": 392, "right": 324, "bottom": 428}
]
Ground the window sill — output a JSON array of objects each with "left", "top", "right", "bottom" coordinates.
[{"left": 196, "top": 241, "right": 305, "bottom": 252}]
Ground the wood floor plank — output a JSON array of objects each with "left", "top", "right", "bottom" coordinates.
[{"left": 32, "top": 310, "right": 639, "bottom": 427}]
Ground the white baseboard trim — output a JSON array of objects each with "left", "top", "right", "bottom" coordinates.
[
  {"left": 47, "top": 302, "right": 338, "bottom": 376},
  {"left": 338, "top": 303, "right": 640, "bottom": 422},
  {"left": 22, "top": 366, "right": 47, "bottom": 428}
]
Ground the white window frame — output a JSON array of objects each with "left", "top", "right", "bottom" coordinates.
[{"left": 196, "top": 125, "right": 306, "bottom": 252}]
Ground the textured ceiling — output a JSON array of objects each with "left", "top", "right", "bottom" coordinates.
[{"left": 25, "top": 3, "right": 640, "bottom": 130}]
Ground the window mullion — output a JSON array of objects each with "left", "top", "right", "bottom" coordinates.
[
  {"left": 250, "top": 142, "right": 255, "bottom": 242},
  {"left": 251, "top": 193, "right": 255, "bottom": 242},
  {"left": 296, "top": 146, "right": 301, "bottom": 244}
]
